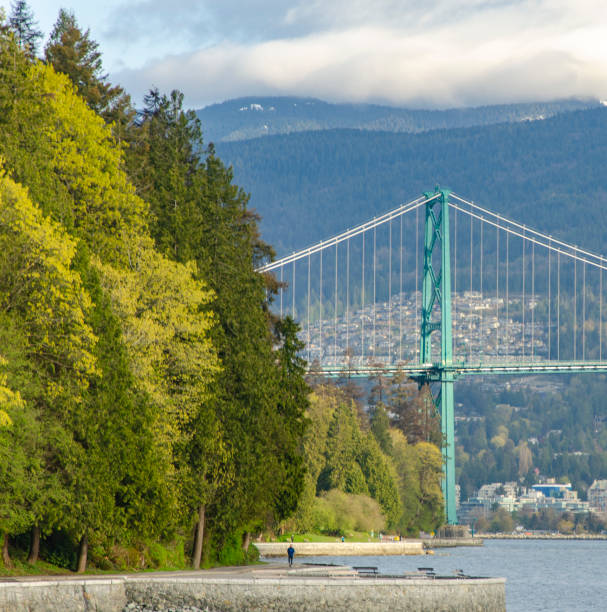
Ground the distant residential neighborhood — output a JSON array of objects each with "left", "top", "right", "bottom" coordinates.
[
  {"left": 458, "top": 478, "right": 607, "bottom": 527},
  {"left": 303, "top": 291, "right": 547, "bottom": 367}
]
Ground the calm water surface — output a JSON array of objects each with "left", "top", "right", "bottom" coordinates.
[{"left": 279, "top": 539, "right": 607, "bottom": 611}]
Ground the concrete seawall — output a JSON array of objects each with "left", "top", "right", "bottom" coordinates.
[
  {"left": 256, "top": 540, "right": 425, "bottom": 556},
  {"left": 0, "top": 565, "right": 506, "bottom": 612},
  {"left": 426, "top": 537, "right": 484, "bottom": 548}
]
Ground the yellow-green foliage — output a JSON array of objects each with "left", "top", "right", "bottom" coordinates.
[
  {"left": 389, "top": 429, "right": 444, "bottom": 533},
  {"left": 0, "top": 171, "right": 98, "bottom": 399},
  {"left": 295, "top": 385, "right": 402, "bottom": 531},
  {"left": 0, "top": 357, "right": 24, "bottom": 428},
  {"left": 311, "top": 489, "right": 386, "bottom": 535},
  {"left": 28, "top": 64, "right": 149, "bottom": 266},
  {"left": 97, "top": 249, "right": 219, "bottom": 454}
]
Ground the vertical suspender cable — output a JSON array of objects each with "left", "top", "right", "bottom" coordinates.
[
  {"left": 480, "top": 220, "right": 484, "bottom": 355},
  {"left": 548, "top": 240, "right": 551, "bottom": 360},
  {"left": 334, "top": 243, "right": 338, "bottom": 366},
  {"left": 556, "top": 251, "right": 561, "bottom": 361},
  {"left": 307, "top": 255, "right": 311, "bottom": 363},
  {"left": 280, "top": 266, "right": 283, "bottom": 319},
  {"left": 362, "top": 233, "right": 365, "bottom": 364},
  {"left": 319, "top": 248, "right": 323, "bottom": 363},
  {"left": 346, "top": 239, "right": 350, "bottom": 358},
  {"left": 292, "top": 260, "right": 296, "bottom": 318},
  {"left": 531, "top": 241, "right": 535, "bottom": 361},
  {"left": 506, "top": 231, "right": 509, "bottom": 352},
  {"left": 389, "top": 219, "right": 392, "bottom": 364},
  {"left": 573, "top": 257, "right": 577, "bottom": 361},
  {"left": 522, "top": 233, "right": 525, "bottom": 360},
  {"left": 373, "top": 224, "right": 377, "bottom": 360},
  {"left": 416, "top": 207, "right": 419, "bottom": 361},
  {"left": 469, "top": 209, "right": 473, "bottom": 361},
  {"left": 400, "top": 213, "right": 403, "bottom": 362},
  {"left": 583, "top": 262, "right": 586, "bottom": 361},
  {"left": 600, "top": 264, "right": 603, "bottom": 361},
  {"left": 496, "top": 222, "right": 499, "bottom": 355},
  {"left": 454, "top": 206, "right": 458, "bottom": 351}
]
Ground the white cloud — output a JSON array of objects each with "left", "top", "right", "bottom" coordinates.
[
  {"left": 114, "top": 0, "right": 607, "bottom": 109},
  {"left": 28, "top": 0, "right": 607, "bottom": 108}
]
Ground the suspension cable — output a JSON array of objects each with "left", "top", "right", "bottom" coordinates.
[
  {"left": 451, "top": 193, "right": 607, "bottom": 269},
  {"left": 258, "top": 195, "right": 431, "bottom": 272},
  {"left": 449, "top": 202, "right": 607, "bottom": 271}
]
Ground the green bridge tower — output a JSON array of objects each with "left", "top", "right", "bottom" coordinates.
[{"left": 416, "top": 187, "right": 457, "bottom": 524}]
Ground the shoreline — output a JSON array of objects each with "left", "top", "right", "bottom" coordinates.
[{"left": 479, "top": 533, "right": 607, "bottom": 540}]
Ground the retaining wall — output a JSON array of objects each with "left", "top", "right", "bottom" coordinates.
[
  {"left": 0, "top": 573, "right": 506, "bottom": 612},
  {"left": 256, "top": 540, "right": 424, "bottom": 556}
]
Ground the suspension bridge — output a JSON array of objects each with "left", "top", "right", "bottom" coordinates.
[{"left": 257, "top": 187, "right": 607, "bottom": 524}]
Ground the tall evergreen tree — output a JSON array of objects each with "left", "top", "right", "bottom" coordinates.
[
  {"left": 130, "top": 89, "right": 308, "bottom": 557},
  {"left": 45, "top": 9, "right": 133, "bottom": 131},
  {"left": 8, "top": 0, "right": 41, "bottom": 58}
]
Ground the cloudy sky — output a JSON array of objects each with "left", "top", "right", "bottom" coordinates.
[{"left": 18, "top": 0, "right": 607, "bottom": 110}]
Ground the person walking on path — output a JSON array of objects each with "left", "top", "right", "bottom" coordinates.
[{"left": 287, "top": 544, "right": 295, "bottom": 567}]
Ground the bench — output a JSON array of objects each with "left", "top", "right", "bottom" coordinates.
[{"left": 353, "top": 566, "right": 379, "bottom": 576}]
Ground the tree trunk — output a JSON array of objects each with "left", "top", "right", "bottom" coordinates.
[
  {"left": 192, "top": 504, "right": 205, "bottom": 570},
  {"left": 2, "top": 533, "right": 12, "bottom": 568},
  {"left": 241, "top": 531, "right": 251, "bottom": 555},
  {"left": 27, "top": 525, "right": 40, "bottom": 564},
  {"left": 76, "top": 534, "right": 88, "bottom": 573}
]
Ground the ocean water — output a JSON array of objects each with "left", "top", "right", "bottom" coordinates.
[{"left": 279, "top": 539, "right": 607, "bottom": 611}]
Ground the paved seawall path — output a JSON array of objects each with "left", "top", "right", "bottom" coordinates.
[{"left": 0, "top": 562, "right": 505, "bottom": 612}]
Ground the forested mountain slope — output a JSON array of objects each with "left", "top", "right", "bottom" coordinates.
[
  {"left": 216, "top": 107, "right": 607, "bottom": 256},
  {"left": 198, "top": 96, "right": 599, "bottom": 143}
]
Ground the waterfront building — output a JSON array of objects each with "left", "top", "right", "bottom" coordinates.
[
  {"left": 588, "top": 480, "right": 607, "bottom": 512},
  {"left": 458, "top": 480, "right": 590, "bottom": 524}
]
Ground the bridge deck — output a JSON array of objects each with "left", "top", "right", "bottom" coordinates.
[{"left": 313, "top": 361, "right": 607, "bottom": 378}]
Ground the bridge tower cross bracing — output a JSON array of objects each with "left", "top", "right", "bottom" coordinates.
[{"left": 418, "top": 187, "right": 457, "bottom": 524}]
